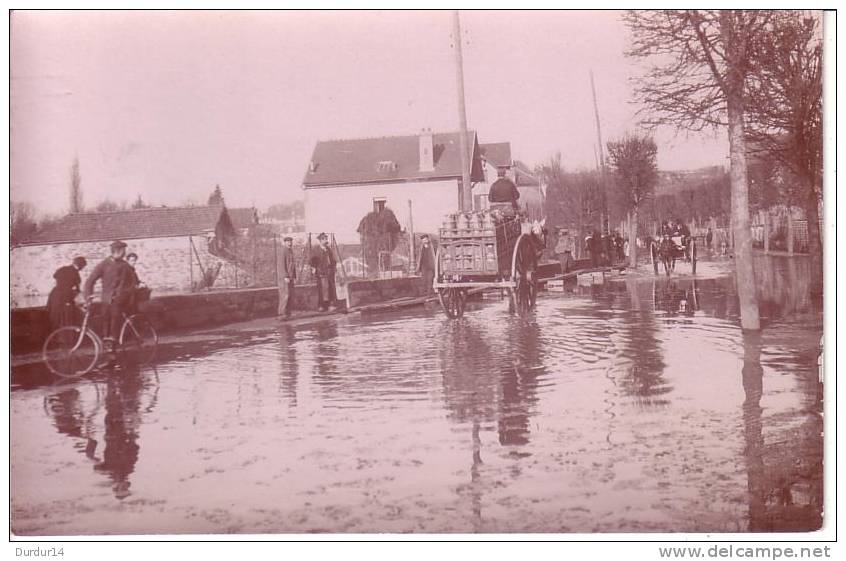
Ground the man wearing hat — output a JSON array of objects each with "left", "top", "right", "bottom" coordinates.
[
  {"left": 309, "top": 233, "right": 337, "bottom": 311},
  {"left": 83, "top": 240, "right": 135, "bottom": 349},
  {"left": 277, "top": 236, "right": 297, "bottom": 319}
]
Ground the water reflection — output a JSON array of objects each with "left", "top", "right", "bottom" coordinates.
[
  {"left": 619, "top": 280, "right": 670, "bottom": 408},
  {"left": 278, "top": 324, "right": 299, "bottom": 407},
  {"left": 312, "top": 321, "right": 340, "bottom": 388},
  {"left": 42, "top": 364, "right": 158, "bottom": 500},
  {"left": 741, "top": 330, "right": 823, "bottom": 531}
]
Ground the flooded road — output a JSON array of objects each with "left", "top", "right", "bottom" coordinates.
[{"left": 11, "top": 256, "right": 823, "bottom": 534}]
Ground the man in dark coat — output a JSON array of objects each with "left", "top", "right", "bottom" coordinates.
[
  {"left": 277, "top": 236, "right": 297, "bottom": 318},
  {"left": 416, "top": 234, "right": 436, "bottom": 296},
  {"left": 47, "top": 256, "right": 87, "bottom": 330},
  {"left": 83, "top": 240, "right": 134, "bottom": 349},
  {"left": 310, "top": 233, "right": 338, "bottom": 311},
  {"left": 488, "top": 169, "right": 520, "bottom": 213}
]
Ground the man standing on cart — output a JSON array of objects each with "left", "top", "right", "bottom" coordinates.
[{"left": 488, "top": 168, "right": 520, "bottom": 216}]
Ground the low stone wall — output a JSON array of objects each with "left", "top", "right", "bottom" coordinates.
[
  {"left": 11, "top": 283, "right": 325, "bottom": 355},
  {"left": 345, "top": 276, "right": 427, "bottom": 308}
]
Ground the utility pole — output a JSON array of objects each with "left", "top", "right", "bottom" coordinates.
[
  {"left": 452, "top": 10, "right": 472, "bottom": 212},
  {"left": 590, "top": 69, "right": 609, "bottom": 234}
]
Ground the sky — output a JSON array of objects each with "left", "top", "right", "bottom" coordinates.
[{"left": 11, "top": 10, "right": 729, "bottom": 217}]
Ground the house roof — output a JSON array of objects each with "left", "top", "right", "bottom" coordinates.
[
  {"left": 480, "top": 142, "right": 512, "bottom": 168},
  {"left": 21, "top": 204, "right": 257, "bottom": 246},
  {"left": 302, "top": 131, "right": 483, "bottom": 187}
]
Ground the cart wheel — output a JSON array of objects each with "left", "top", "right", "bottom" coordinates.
[
  {"left": 691, "top": 239, "right": 697, "bottom": 275},
  {"left": 438, "top": 287, "right": 466, "bottom": 319},
  {"left": 512, "top": 234, "right": 538, "bottom": 316}
]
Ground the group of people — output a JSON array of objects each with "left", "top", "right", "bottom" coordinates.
[
  {"left": 47, "top": 240, "right": 146, "bottom": 351},
  {"left": 276, "top": 232, "right": 340, "bottom": 319},
  {"left": 582, "top": 230, "right": 627, "bottom": 268}
]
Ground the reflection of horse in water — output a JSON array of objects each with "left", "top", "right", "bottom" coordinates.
[{"left": 653, "top": 279, "right": 699, "bottom": 316}]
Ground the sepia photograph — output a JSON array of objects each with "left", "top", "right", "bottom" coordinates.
[{"left": 8, "top": 8, "right": 833, "bottom": 543}]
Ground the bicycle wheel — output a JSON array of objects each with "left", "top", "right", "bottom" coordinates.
[
  {"left": 119, "top": 314, "right": 158, "bottom": 364},
  {"left": 42, "top": 327, "right": 101, "bottom": 379}
]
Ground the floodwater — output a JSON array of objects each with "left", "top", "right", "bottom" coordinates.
[{"left": 11, "top": 256, "right": 823, "bottom": 534}]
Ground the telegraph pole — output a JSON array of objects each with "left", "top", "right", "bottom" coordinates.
[
  {"left": 590, "top": 69, "right": 609, "bottom": 234},
  {"left": 453, "top": 10, "right": 472, "bottom": 212}
]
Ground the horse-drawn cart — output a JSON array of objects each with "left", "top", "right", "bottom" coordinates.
[
  {"left": 650, "top": 234, "right": 698, "bottom": 276},
  {"left": 433, "top": 210, "right": 541, "bottom": 318}
]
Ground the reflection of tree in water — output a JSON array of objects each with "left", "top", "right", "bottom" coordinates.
[
  {"left": 754, "top": 255, "right": 811, "bottom": 320},
  {"left": 278, "top": 324, "right": 299, "bottom": 406},
  {"left": 741, "top": 331, "right": 823, "bottom": 531},
  {"left": 618, "top": 279, "right": 671, "bottom": 407}
]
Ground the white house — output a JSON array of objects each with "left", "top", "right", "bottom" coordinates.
[{"left": 302, "top": 129, "right": 486, "bottom": 244}]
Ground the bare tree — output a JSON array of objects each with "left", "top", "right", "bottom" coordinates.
[
  {"left": 625, "top": 10, "right": 769, "bottom": 330},
  {"left": 607, "top": 133, "right": 659, "bottom": 268},
  {"left": 745, "top": 11, "right": 822, "bottom": 284},
  {"left": 10, "top": 201, "right": 38, "bottom": 245},
  {"left": 70, "top": 156, "right": 83, "bottom": 213}
]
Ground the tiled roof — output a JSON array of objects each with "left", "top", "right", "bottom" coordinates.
[
  {"left": 480, "top": 142, "right": 512, "bottom": 168},
  {"left": 302, "top": 131, "right": 483, "bottom": 187},
  {"left": 22, "top": 205, "right": 256, "bottom": 245}
]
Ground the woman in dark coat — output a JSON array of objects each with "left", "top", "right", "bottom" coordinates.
[{"left": 47, "top": 256, "right": 87, "bottom": 329}]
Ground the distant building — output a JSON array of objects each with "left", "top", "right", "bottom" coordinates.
[
  {"left": 302, "top": 129, "right": 486, "bottom": 244},
  {"left": 11, "top": 204, "right": 259, "bottom": 307}
]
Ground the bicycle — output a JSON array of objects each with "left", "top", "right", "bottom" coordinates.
[{"left": 42, "top": 299, "right": 158, "bottom": 379}]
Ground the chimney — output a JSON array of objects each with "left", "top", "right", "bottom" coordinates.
[{"left": 419, "top": 128, "right": 434, "bottom": 172}]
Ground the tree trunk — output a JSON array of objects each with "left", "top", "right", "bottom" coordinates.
[
  {"left": 786, "top": 207, "right": 795, "bottom": 255},
  {"left": 726, "top": 96, "right": 761, "bottom": 330},
  {"left": 629, "top": 206, "right": 638, "bottom": 268}
]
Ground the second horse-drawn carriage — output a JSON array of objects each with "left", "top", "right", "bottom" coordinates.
[
  {"left": 432, "top": 209, "right": 544, "bottom": 319},
  {"left": 650, "top": 232, "right": 698, "bottom": 276}
]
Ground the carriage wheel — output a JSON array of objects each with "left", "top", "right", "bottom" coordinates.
[
  {"left": 438, "top": 288, "right": 466, "bottom": 319},
  {"left": 511, "top": 234, "right": 538, "bottom": 316},
  {"left": 691, "top": 239, "right": 697, "bottom": 275}
]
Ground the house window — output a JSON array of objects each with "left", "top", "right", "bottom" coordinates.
[{"left": 373, "top": 198, "right": 387, "bottom": 213}]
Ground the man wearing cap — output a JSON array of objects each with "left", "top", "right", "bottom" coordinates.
[
  {"left": 83, "top": 240, "right": 135, "bottom": 350},
  {"left": 309, "top": 233, "right": 337, "bottom": 311},
  {"left": 277, "top": 236, "right": 297, "bottom": 319}
]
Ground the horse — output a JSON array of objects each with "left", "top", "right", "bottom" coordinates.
[{"left": 651, "top": 235, "right": 677, "bottom": 276}]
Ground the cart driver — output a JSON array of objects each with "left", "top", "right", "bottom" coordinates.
[{"left": 488, "top": 168, "right": 520, "bottom": 216}]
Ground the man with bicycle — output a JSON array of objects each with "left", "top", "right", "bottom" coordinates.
[{"left": 83, "top": 240, "right": 135, "bottom": 352}]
